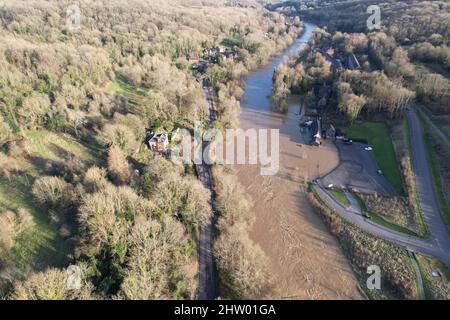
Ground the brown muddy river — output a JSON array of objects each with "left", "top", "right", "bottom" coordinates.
[{"left": 234, "top": 23, "right": 363, "bottom": 299}]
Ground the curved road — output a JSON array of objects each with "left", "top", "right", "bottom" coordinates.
[{"left": 315, "top": 109, "right": 450, "bottom": 268}]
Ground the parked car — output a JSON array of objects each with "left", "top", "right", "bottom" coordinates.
[
  {"left": 365, "top": 146, "right": 373, "bottom": 151},
  {"left": 302, "top": 120, "right": 314, "bottom": 127},
  {"left": 343, "top": 139, "right": 353, "bottom": 145}
]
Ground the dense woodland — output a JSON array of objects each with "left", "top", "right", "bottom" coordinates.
[
  {"left": 0, "top": 0, "right": 302, "bottom": 299},
  {"left": 273, "top": 0, "right": 450, "bottom": 120}
]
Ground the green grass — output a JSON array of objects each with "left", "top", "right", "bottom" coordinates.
[
  {"left": 433, "top": 259, "right": 450, "bottom": 281},
  {"left": 330, "top": 189, "right": 351, "bottom": 207},
  {"left": 106, "top": 74, "right": 148, "bottom": 107},
  {"left": 416, "top": 104, "right": 450, "bottom": 142},
  {"left": 415, "top": 255, "right": 433, "bottom": 300},
  {"left": 415, "top": 254, "right": 450, "bottom": 300},
  {"left": 220, "top": 37, "right": 242, "bottom": 49},
  {"left": 420, "top": 122, "right": 450, "bottom": 231},
  {"left": 0, "top": 176, "right": 68, "bottom": 269},
  {"left": 24, "top": 130, "right": 98, "bottom": 163},
  {"left": 1, "top": 129, "right": 101, "bottom": 270},
  {"left": 352, "top": 193, "right": 420, "bottom": 237},
  {"left": 346, "top": 122, "right": 403, "bottom": 194},
  {"left": 368, "top": 211, "right": 420, "bottom": 237}
]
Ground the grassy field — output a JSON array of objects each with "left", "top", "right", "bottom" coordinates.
[
  {"left": 0, "top": 176, "right": 68, "bottom": 269},
  {"left": 106, "top": 74, "right": 148, "bottom": 107},
  {"left": 368, "top": 210, "right": 420, "bottom": 237},
  {"left": 422, "top": 128, "right": 450, "bottom": 231},
  {"left": 346, "top": 122, "right": 404, "bottom": 194},
  {"left": 416, "top": 107, "right": 450, "bottom": 231},
  {"left": 352, "top": 193, "right": 420, "bottom": 237},
  {"left": 416, "top": 254, "right": 450, "bottom": 300},
  {"left": 330, "top": 189, "right": 351, "bottom": 207},
  {"left": 0, "top": 130, "right": 99, "bottom": 270}
]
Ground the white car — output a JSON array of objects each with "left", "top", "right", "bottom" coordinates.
[
  {"left": 327, "top": 184, "right": 334, "bottom": 189},
  {"left": 365, "top": 146, "right": 373, "bottom": 151}
]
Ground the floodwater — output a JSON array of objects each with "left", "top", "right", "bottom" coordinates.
[{"left": 234, "top": 23, "right": 363, "bottom": 299}]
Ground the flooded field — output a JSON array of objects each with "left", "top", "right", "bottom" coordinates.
[{"left": 234, "top": 23, "right": 362, "bottom": 299}]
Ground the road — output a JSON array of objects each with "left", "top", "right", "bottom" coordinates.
[
  {"left": 315, "top": 184, "right": 450, "bottom": 267},
  {"left": 415, "top": 107, "right": 450, "bottom": 149},
  {"left": 407, "top": 108, "right": 450, "bottom": 260},
  {"left": 197, "top": 81, "right": 219, "bottom": 300},
  {"left": 315, "top": 109, "right": 450, "bottom": 268},
  {"left": 409, "top": 251, "right": 426, "bottom": 300}
]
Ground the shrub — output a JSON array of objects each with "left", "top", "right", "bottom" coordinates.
[
  {"left": 101, "top": 124, "right": 139, "bottom": 155},
  {"left": 0, "top": 211, "right": 17, "bottom": 254},
  {"left": 84, "top": 166, "right": 110, "bottom": 193},
  {"left": 212, "top": 167, "right": 270, "bottom": 299},
  {"left": 45, "top": 112, "right": 67, "bottom": 132},
  {"left": 77, "top": 185, "right": 156, "bottom": 293},
  {"left": 31, "top": 176, "right": 74, "bottom": 210},
  {"left": 78, "top": 185, "right": 155, "bottom": 255},
  {"left": 10, "top": 268, "right": 94, "bottom": 300},
  {"left": 0, "top": 208, "right": 33, "bottom": 256},
  {"left": 46, "top": 156, "right": 86, "bottom": 183},
  {"left": 17, "top": 93, "right": 51, "bottom": 129},
  {"left": 107, "top": 146, "right": 132, "bottom": 185},
  {"left": 0, "top": 115, "right": 12, "bottom": 144},
  {"left": 214, "top": 228, "right": 271, "bottom": 299},
  {"left": 0, "top": 152, "right": 19, "bottom": 178},
  {"left": 152, "top": 172, "right": 210, "bottom": 233},
  {"left": 118, "top": 216, "right": 197, "bottom": 300}
]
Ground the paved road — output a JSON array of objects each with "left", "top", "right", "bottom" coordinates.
[
  {"left": 315, "top": 184, "right": 449, "bottom": 267},
  {"left": 197, "top": 162, "right": 218, "bottom": 300},
  {"left": 407, "top": 109, "right": 450, "bottom": 260},
  {"left": 409, "top": 251, "right": 426, "bottom": 300},
  {"left": 314, "top": 109, "right": 450, "bottom": 268},
  {"left": 198, "top": 82, "right": 219, "bottom": 300},
  {"left": 415, "top": 107, "right": 450, "bottom": 149}
]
